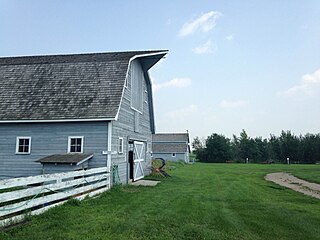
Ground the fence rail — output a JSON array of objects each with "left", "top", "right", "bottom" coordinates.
[{"left": 0, "top": 167, "right": 110, "bottom": 227}]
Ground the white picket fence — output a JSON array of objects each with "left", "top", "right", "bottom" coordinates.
[{"left": 0, "top": 167, "right": 110, "bottom": 227}]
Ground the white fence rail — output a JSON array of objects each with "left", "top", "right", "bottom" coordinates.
[{"left": 0, "top": 167, "right": 110, "bottom": 227}]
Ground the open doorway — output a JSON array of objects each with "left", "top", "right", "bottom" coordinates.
[
  {"left": 128, "top": 140, "right": 145, "bottom": 182},
  {"left": 128, "top": 149, "right": 134, "bottom": 181}
]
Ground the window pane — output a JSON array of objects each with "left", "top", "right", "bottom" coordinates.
[
  {"left": 76, "top": 146, "right": 81, "bottom": 152},
  {"left": 19, "top": 146, "right": 24, "bottom": 152},
  {"left": 70, "top": 145, "right": 76, "bottom": 152},
  {"left": 71, "top": 139, "right": 76, "bottom": 145},
  {"left": 23, "top": 145, "right": 29, "bottom": 152}
]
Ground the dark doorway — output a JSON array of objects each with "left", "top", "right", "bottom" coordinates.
[{"left": 128, "top": 150, "right": 134, "bottom": 180}]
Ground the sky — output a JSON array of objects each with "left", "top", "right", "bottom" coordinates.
[{"left": 1, "top": 0, "right": 320, "bottom": 142}]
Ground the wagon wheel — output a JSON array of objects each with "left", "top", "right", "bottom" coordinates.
[{"left": 151, "top": 159, "right": 170, "bottom": 178}]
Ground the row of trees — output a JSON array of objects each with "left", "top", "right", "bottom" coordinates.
[{"left": 192, "top": 130, "right": 320, "bottom": 164}]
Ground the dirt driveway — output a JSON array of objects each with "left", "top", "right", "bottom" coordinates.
[{"left": 265, "top": 172, "right": 320, "bottom": 199}]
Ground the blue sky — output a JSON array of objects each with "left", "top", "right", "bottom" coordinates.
[{"left": 1, "top": 1, "right": 320, "bottom": 141}]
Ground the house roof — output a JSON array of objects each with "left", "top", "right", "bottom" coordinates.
[
  {"left": 36, "top": 153, "right": 94, "bottom": 165},
  {"left": 0, "top": 50, "right": 167, "bottom": 122},
  {"left": 152, "top": 143, "right": 188, "bottom": 153},
  {"left": 152, "top": 133, "right": 189, "bottom": 142}
]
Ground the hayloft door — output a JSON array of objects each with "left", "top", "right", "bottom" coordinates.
[{"left": 133, "top": 141, "right": 145, "bottom": 181}]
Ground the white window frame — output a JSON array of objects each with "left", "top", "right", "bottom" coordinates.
[
  {"left": 172, "top": 153, "right": 176, "bottom": 157},
  {"left": 68, "top": 136, "right": 84, "bottom": 153},
  {"left": 118, "top": 137, "right": 124, "bottom": 154},
  {"left": 16, "top": 137, "right": 32, "bottom": 154}
]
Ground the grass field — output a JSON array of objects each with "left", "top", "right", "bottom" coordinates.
[{"left": 1, "top": 163, "right": 320, "bottom": 240}]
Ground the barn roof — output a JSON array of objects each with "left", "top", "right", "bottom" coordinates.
[
  {"left": 152, "top": 133, "right": 189, "bottom": 142},
  {"left": 152, "top": 143, "right": 189, "bottom": 153},
  {"left": 0, "top": 50, "right": 167, "bottom": 122}
]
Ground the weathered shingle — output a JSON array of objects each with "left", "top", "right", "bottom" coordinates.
[
  {"left": 0, "top": 50, "right": 167, "bottom": 121},
  {"left": 36, "top": 153, "right": 93, "bottom": 164},
  {"left": 152, "top": 143, "right": 188, "bottom": 153},
  {"left": 152, "top": 133, "right": 189, "bottom": 142}
]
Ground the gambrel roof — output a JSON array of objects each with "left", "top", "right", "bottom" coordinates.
[{"left": 0, "top": 50, "right": 167, "bottom": 122}]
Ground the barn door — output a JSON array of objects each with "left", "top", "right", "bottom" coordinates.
[{"left": 133, "top": 141, "right": 145, "bottom": 181}]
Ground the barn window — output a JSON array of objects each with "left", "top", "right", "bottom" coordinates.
[
  {"left": 16, "top": 137, "right": 31, "bottom": 154},
  {"left": 118, "top": 137, "right": 124, "bottom": 154},
  {"left": 68, "top": 136, "right": 84, "bottom": 153}
]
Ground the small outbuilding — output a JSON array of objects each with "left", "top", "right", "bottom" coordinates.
[{"left": 152, "top": 133, "right": 190, "bottom": 163}]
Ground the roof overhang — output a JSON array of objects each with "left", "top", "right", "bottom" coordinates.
[
  {"left": 134, "top": 51, "right": 168, "bottom": 71},
  {"left": 37, "top": 153, "right": 94, "bottom": 166},
  {"left": 0, "top": 118, "right": 114, "bottom": 123}
]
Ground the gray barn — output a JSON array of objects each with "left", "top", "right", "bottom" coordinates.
[
  {"left": 0, "top": 50, "right": 167, "bottom": 183},
  {"left": 152, "top": 133, "right": 190, "bottom": 163}
]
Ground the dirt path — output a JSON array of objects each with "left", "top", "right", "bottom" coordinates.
[{"left": 265, "top": 172, "right": 320, "bottom": 199}]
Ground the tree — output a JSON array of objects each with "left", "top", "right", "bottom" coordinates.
[
  {"left": 300, "top": 133, "right": 320, "bottom": 164},
  {"left": 193, "top": 131, "right": 320, "bottom": 164},
  {"left": 237, "top": 130, "right": 257, "bottom": 162},
  {"left": 192, "top": 136, "right": 207, "bottom": 161},
  {"left": 278, "top": 130, "right": 300, "bottom": 163},
  {"left": 204, "top": 133, "right": 232, "bottom": 163}
]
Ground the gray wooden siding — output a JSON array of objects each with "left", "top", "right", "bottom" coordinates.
[
  {"left": 41, "top": 162, "right": 88, "bottom": 174},
  {"left": 111, "top": 59, "right": 152, "bottom": 184},
  {"left": 152, "top": 153, "right": 187, "bottom": 162},
  {"left": 0, "top": 121, "right": 108, "bottom": 179}
]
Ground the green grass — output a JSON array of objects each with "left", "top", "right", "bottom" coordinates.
[{"left": 1, "top": 163, "right": 320, "bottom": 240}]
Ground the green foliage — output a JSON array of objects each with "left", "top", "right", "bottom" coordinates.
[
  {"left": 193, "top": 130, "right": 320, "bottom": 164},
  {"left": 204, "top": 133, "right": 232, "bottom": 163},
  {"left": 2, "top": 164, "right": 320, "bottom": 240}
]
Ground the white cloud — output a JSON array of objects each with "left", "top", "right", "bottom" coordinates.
[
  {"left": 152, "top": 77, "right": 192, "bottom": 92},
  {"left": 192, "top": 40, "right": 214, "bottom": 54},
  {"left": 219, "top": 99, "right": 248, "bottom": 109},
  {"left": 226, "top": 34, "right": 234, "bottom": 41},
  {"left": 278, "top": 68, "right": 320, "bottom": 98},
  {"left": 179, "top": 11, "right": 222, "bottom": 37},
  {"left": 165, "top": 104, "right": 199, "bottom": 120}
]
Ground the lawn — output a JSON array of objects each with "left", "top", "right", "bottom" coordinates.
[{"left": 1, "top": 163, "right": 320, "bottom": 240}]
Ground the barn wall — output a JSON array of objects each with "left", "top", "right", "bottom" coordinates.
[
  {"left": 112, "top": 59, "right": 153, "bottom": 184},
  {"left": 0, "top": 121, "right": 108, "bottom": 179},
  {"left": 41, "top": 162, "right": 87, "bottom": 174},
  {"left": 152, "top": 153, "right": 187, "bottom": 162}
]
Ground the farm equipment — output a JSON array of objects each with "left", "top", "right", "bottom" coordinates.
[{"left": 151, "top": 158, "right": 170, "bottom": 177}]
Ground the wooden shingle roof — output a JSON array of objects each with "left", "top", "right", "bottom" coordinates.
[
  {"left": 37, "top": 153, "right": 93, "bottom": 165},
  {"left": 152, "top": 143, "right": 188, "bottom": 153},
  {"left": 152, "top": 133, "right": 189, "bottom": 142},
  {"left": 0, "top": 50, "right": 167, "bottom": 122}
]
